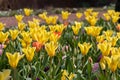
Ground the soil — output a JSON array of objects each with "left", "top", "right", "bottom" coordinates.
[{"left": 0, "top": 12, "right": 105, "bottom": 28}]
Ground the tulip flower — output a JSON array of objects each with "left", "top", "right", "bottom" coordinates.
[
  {"left": 116, "top": 24, "right": 120, "bottom": 31},
  {"left": 84, "top": 26, "right": 102, "bottom": 37},
  {"left": 33, "top": 18, "right": 41, "bottom": 25},
  {"left": 91, "top": 12, "right": 99, "bottom": 18},
  {"left": 100, "top": 56, "right": 106, "bottom": 70},
  {"left": 103, "top": 13, "right": 111, "bottom": 21},
  {"left": 49, "top": 33, "right": 60, "bottom": 43},
  {"left": 76, "top": 12, "right": 82, "bottom": 18},
  {"left": 72, "top": 25, "right": 80, "bottom": 35},
  {"left": 0, "top": 49, "right": 2, "bottom": 55},
  {"left": 15, "top": 15, "right": 24, "bottom": 22},
  {"left": 96, "top": 35, "right": 105, "bottom": 43},
  {"left": 106, "top": 36, "right": 118, "bottom": 46},
  {"left": 85, "top": 16, "right": 98, "bottom": 26},
  {"left": 110, "top": 47, "right": 119, "bottom": 55},
  {"left": 20, "top": 31, "right": 32, "bottom": 48},
  {"left": 28, "top": 21, "right": 38, "bottom": 28},
  {"left": 84, "top": 8, "right": 93, "bottom": 17},
  {"left": 0, "top": 69, "right": 11, "bottom": 80},
  {"left": 105, "top": 55, "right": 119, "bottom": 72},
  {"left": 103, "top": 30, "right": 113, "bottom": 38},
  {"left": 72, "top": 22, "right": 82, "bottom": 35},
  {"left": 34, "top": 30, "right": 50, "bottom": 44},
  {"left": 24, "top": 8, "right": 33, "bottom": 16},
  {"left": 9, "top": 29, "right": 19, "bottom": 40},
  {"left": 52, "top": 16, "right": 58, "bottom": 25},
  {"left": 22, "top": 47, "right": 36, "bottom": 62},
  {"left": 61, "top": 70, "right": 75, "bottom": 80},
  {"left": 45, "top": 16, "right": 58, "bottom": 25},
  {"left": 6, "top": 52, "right": 24, "bottom": 68},
  {"left": 107, "top": 10, "right": 115, "bottom": 16},
  {"left": 0, "top": 32, "right": 9, "bottom": 43},
  {"left": 38, "top": 12, "right": 47, "bottom": 20},
  {"left": 112, "top": 15, "right": 119, "bottom": 24},
  {"left": 55, "top": 24, "right": 66, "bottom": 33},
  {"left": 61, "top": 11, "right": 71, "bottom": 20},
  {"left": 78, "top": 42, "right": 92, "bottom": 55},
  {"left": 32, "top": 41, "right": 43, "bottom": 52},
  {"left": 117, "top": 32, "right": 120, "bottom": 39},
  {"left": 45, "top": 41, "right": 58, "bottom": 57},
  {"left": 0, "top": 22, "right": 5, "bottom": 31},
  {"left": 18, "top": 22, "right": 26, "bottom": 31},
  {"left": 97, "top": 41, "right": 111, "bottom": 56},
  {"left": 49, "top": 25, "right": 56, "bottom": 32}
]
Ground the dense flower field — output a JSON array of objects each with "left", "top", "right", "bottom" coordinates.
[{"left": 0, "top": 8, "right": 120, "bottom": 80}]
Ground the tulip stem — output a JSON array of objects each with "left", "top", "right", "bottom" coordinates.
[
  {"left": 50, "top": 57, "right": 53, "bottom": 79},
  {"left": 29, "top": 63, "right": 33, "bottom": 79},
  {"left": 13, "top": 68, "right": 17, "bottom": 80}
]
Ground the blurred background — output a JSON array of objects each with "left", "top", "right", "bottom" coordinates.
[{"left": 0, "top": 0, "right": 116, "bottom": 10}]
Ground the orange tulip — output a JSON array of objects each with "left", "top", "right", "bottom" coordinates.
[{"left": 32, "top": 41, "right": 43, "bottom": 52}]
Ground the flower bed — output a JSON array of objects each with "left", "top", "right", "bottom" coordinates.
[{"left": 0, "top": 8, "right": 120, "bottom": 80}]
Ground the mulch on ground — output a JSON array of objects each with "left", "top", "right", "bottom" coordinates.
[{"left": 0, "top": 12, "right": 105, "bottom": 28}]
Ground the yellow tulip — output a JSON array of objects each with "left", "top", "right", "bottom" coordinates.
[
  {"left": 100, "top": 57, "right": 106, "bottom": 70},
  {"left": 76, "top": 12, "right": 82, "bottom": 18},
  {"left": 86, "top": 8, "right": 93, "bottom": 13},
  {"left": 103, "top": 13, "right": 111, "bottom": 21},
  {"left": 61, "top": 70, "right": 75, "bottom": 80},
  {"left": 68, "top": 73, "right": 75, "bottom": 80},
  {"left": 0, "top": 32, "right": 9, "bottom": 43},
  {"left": 91, "top": 12, "right": 99, "bottom": 18},
  {"left": 61, "top": 70, "right": 68, "bottom": 80},
  {"left": 72, "top": 25, "right": 80, "bottom": 35},
  {"left": 18, "top": 22, "right": 26, "bottom": 31},
  {"left": 45, "top": 16, "right": 53, "bottom": 24},
  {"left": 72, "top": 22, "right": 82, "bottom": 35},
  {"left": 84, "top": 8, "right": 93, "bottom": 17},
  {"left": 61, "top": 11, "right": 71, "bottom": 20},
  {"left": 0, "top": 22, "right": 5, "bottom": 31},
  {"left": 24, "top": 8, "right": 33, "bottom": 16},
  {"left": 52, "top": 16, "right": 58, "bottom": 25},
  {"left": 78, "top": 42, "right": 92, "bottom": 55},
  {"left": 33, "top": 18, "right": 40, "bottom": 25},
  {"left": 22, "top": 47, "right": 36, "bottom": 62},
  {"left": 105, "top": 55, "right": 119, "bottom": 72},
  {"left": 20, "top": 31, "right": 32, "bottom": 48},
  {"left": 9, "top": 29, "right": 19, "bottom": 40},
  {"left": 15, "top": 15, "right": 24, "bottom": 22},
  {"left": 28, "top": 21, "right": 38, "bottom": 28},
  {"left": 97, "top": 41, "right": 111, "bottom": 56},
  {"left": 107, "top": 10, "right": 115, "bottom": 16},
  {"left": 6, "top": 52, "right": 24, "bottom": 68},
  {"left": 74, "top": 21, "right": 83, "bottom": 28},
  {"left": 111, "top": 47, "right": 119, "bottom": 55},
  {"left": 84, "top": 26, "right": 102, "bottom": 37},
  {"left": 21, "top": 31, "right": 32, "bottom": 42},
  {"left": 0, "top": 69, "right": 11, "bottom": 80},
  {"left": 45, "top": 41, "right": 58, "bottom": 57},
  {"left": 38, "top": 12, "right": 47, "bottom": 20},
  {"left": 56, "top": 24, "right": 66, "bottom": 33},
  {"left": 112, "top": 15, "right": 119, "bottom": 23},
  {"left": 49, "top": 33, "right": 60, "bottom": 43},
  {"left": 117, "top": 32, "right": 120, "bottom": 39},
  {"left": 35, "top": 30, "right": 50, "bottom": 44},
  {"left": 40, "top": 25, "right": 46, "bottom": 30},
  {"left": 96, "top": 35, "right": 105, "bottom": 43},
  {"left": 103, "top": 30, "right": 113, "bottom": 37},
  {"left": 49, "top": 25, "right": 57, "bottom": 32},
  {"left": 106, "top": 37, "right": 118, "bottom": 46},
  {"left": 85, "top": 16, "right": 98, "bottom": 26}
]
